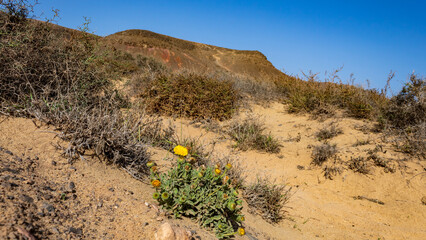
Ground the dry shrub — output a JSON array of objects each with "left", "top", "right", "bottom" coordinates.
[
  {"left": 353, "top": 139, "right": 371, "bottom": 147},
  {"left": 0, "top": 1, "right": 160, "bottom": 178},
  {"left": 215, "top": 156, "right": 246, "bottom": 189},
  {"left": 227, "top": 116, "right": 281, "bottom": 153},
  {"left": 244, "top": 178, "right": 291, "bottom": 223},
  {"left": 139, "top": 72, "right": 238, "bottom": 120},
  {"left": 311, "top": 143, "right": 338, "bottom": 166},
  {"left": 275, "top": 69, "right": 388, "bottom": 119},
  {"left": 382, "top": 74, "right": 425, "bottom": 159},
  {"left": 323, "top": 164, "right": 343, "bottom": 180},
  {"left": 315, "top": 122, "right": 343, "bottom": 141},
  {"left": 347, "top": 157, "right": 370, "bottom": 174}
]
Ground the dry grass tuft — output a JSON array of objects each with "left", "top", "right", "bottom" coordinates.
[
  {"left": 244, "top": 178, "right": 292, "bottom": 223},
  {"left": 227, "top": 116, "right": 281, "bottom": 153},
  {"left": 311, "top": 143, "right": 338, "bottom": 166},
  {"left": 315, "top": 122, "right": 343, "bottom": 141}
]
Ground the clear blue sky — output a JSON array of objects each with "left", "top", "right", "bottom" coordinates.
[{"left": 34, "top": 0, "right": 426, "bottom": 93}]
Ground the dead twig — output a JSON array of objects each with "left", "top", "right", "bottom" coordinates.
[{"left": 353, "top": 195, "right": 384, "bottom": 205}]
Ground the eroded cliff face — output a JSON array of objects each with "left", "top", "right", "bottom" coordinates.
[{"left": 104, "top": 29, "right": 285, "bottom": 81}]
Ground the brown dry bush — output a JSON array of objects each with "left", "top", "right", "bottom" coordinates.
[
  {"left": 311, "top": 143, "right": 338, "bottom": 166},
  {"left": 227, "top": 116, "right": 281, "bottom": 153},
  {"left": 275, "top": 70, "right": 388, "bottom": 119},
  {"left": 0, "top": 1, "right": 158, "bottom": 177},
  {"left": 382, "top": 74, "right": 425, "bottom": 159},
  {"left": 139, "top": 72, "right": 239, "bottom": 120},
  {"left": 347, "top": 157, "right": 370, "bottom": 174},
  {"left": 244, "top": 178, "right": 292, "bottom": 223},
  {"left": 315, "top": 122, "right": 343, "bottom": 141}
]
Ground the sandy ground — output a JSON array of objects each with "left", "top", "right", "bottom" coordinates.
[{"left": 1, "top": 102, "right": 425, "bottom": 239}]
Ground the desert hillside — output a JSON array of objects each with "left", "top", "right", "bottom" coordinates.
[
  {"left": 1, "top": 3, "right": 425, "bottom": 240},
  {"left": 103, "top": 29, "right": 285, "bottom": 81}
]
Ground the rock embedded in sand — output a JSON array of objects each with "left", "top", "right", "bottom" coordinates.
[{"left": 154, "top": 222, "right": 191, "bottom": 240}]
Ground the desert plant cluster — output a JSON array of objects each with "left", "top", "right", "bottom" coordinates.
[{"left": 149, "top": 145, "right": 245, "bottom": 239}]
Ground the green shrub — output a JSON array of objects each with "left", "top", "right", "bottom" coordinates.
[{"left": 149, "top": 146, "right": 245, "bottom": 239}]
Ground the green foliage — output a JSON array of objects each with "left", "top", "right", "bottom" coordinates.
[
  {"left": 149, "top": 153, "right": 245, "bottom": 239},
  {"left": 227, "top": 116, "right": 281, "bottom": 153}
]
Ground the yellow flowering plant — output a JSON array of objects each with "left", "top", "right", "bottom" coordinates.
[{"left": 149, "top": 145, "right": 245, "bottom": 239}]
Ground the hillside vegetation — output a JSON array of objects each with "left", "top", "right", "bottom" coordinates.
[{"left": 1, "top": 1, "right": 425, "bottom": 239}]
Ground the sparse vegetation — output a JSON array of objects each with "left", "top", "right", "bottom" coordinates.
[
  {"left": 227, "top": 116, "right": 281, "bottom": 153},
  {"left": 276, "top": 69, "right": 387, "bottom": 120},
  {"left": 315, "top": 122, "right": 343, "bottom": 141},
  {"left": 311, "top": 143, "right": 338, "bottom": 166},
  {"left": 244, "top": 178, "right": 291, "bottom": 223},
  {"left": 353, "top": 139, "right": 371, "bottom": 147},
  {"left": 323, "top": 163, "right": 343, "bottom": 180},
  {"left": 381, "top": 75, "right": 425, "bottom": 159},
  {"left": 348, "top": 157, "right": 370, "bottom": 174}
]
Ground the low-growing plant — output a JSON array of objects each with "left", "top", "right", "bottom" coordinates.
[
  {"left": 244, "top": 178, "right": 291, "bottom": 223},
  {"left": 353, "top": 139, "right": 371, "bottom": 147},
  {"left": 347, "top": 156, "right": 370, "bottom": 174},
  {"left": 315, "top": 122, "right": 343, "bottom": 141},
  {"left": 227, "top": 116, "right": 281, "bottom": 153},
  {"left": 149, "top": 145, "right": 245, "bottom": 239},
  {"left": 323, "top": 163, "right": 343, "bottom": 180},
  {"left": 311, "top": 143, "right": 338, "bottom": 166}
]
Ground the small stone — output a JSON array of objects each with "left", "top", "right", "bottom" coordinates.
[
  {"left": 154, "top": 222, "right": 191, "bottom": 240},
  {"left": 156, "top": 217, "right": 163, "bottom": 221},
  {"left": 297, "top": 165, "right": 305, "bottom": 170},
  {"left": 109, "top": 187, "right": 114, "bottom": 192},
  {"left": 69, "top": 182, "right": 75, "bottom": 190},
  {"left": 20, "top": 194, "right": 34, "bottom": 203},
  {"left": 52, "top": 227, "right": 60, "bottom": 234},
  {"left": 421, "top": 196, "right": 426, "bottom": 205},
  {"left": 42, "top": 203, "right": 55, "bottom": 212},
  {"left": 69, "top": 166, "right": 76, "bottom": 171},
  {"left": 68, "top": 227, "right": 82, "bottom": 235},
  {"left": 97, "top": 200, "right": 103, "bottom": 208},
  {"left": 8, "top": 232, "right": 17, "bottom": 240},
  {"left": 142, "top": 222, "right": 149, "bottom": 227}
]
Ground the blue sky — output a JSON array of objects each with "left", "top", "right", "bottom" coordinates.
[{"left": 34, "top": 0, "right": 426, "bottom": 93}]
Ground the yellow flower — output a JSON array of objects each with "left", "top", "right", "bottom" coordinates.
[
  {"left": 238, "top": 228, "right": 245, "bottom": 236},
  {"left": 151, "top": 179, "right": 161, "bottom": 188},
  {"left": 146, "top": 161, "right": 155, "bottom": 167},
  {"left": 214, "top": 168, "right": 221, "bottom": 175},
  {"left": 225, "top": 163, "right": 232, "bottom": 170},
  {"left": 173, "top": 145, "right": 188, "bottom": 157},
  {"left": 223, "top": 175, "right": 230, "bottom": 184}
]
